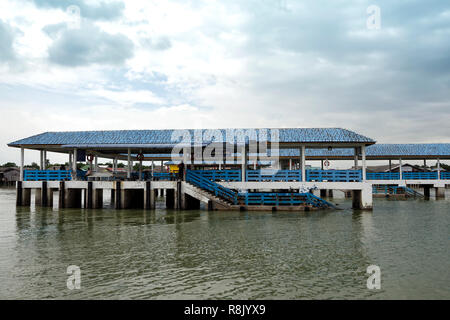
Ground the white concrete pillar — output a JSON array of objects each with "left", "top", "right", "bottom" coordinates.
[
  {"left": 354, "top": 147, "right": 358, "bottom": 169},
  {"left": 437, "top": 159, "right": 440, "bottom": 179},
  {"left": 301, "top": 145, "right": 306, "bottom": 182},
  {"left": 361, "top": 145, "right": 366, "bottom": 181},
  {"left": 151, "top": 161, "right": 154, "bottom": 174},
  {"left": 69, "top": 152, "right": 73, "bottom": 171},
  {"left": 399, "top": 158, "right": 403, "bottom": 180},
  {"left": 139, "top": 150, "right": 143, "bottom": 181},
  {"left": 94, "top": 156, "right": 98, "bottom": 172},
  {"left": 389, "top": 159, "right": 392, "bottom": 172},
  {"left": 113, "top": 157, "right": 117, "bottom": 173},
  {"left": 20, "top": 147, "right": 24, "bottom": 181},
  {"left": 43, "top": 150, "right": 47, "bottom": 169},
  {"left": 289, "top": 158, "right": 292, "bottom": 170},
  {"left": 127, "top": 148, "right": 131, "bottom": 179},
  {"left": 241, "top": 145, "right": 247, "bottom": 182},
  {"left": 219, "top": 163, "right": 222, "bottom": 170},
  {"left": 73, "top": 148, "right": 78, "bottom": 177},
  {"left": 161, "top": 160, "right": 164, "bottom": 172},
  {"left": 40, "top": 150, "right": 44, "bottom": 170}
]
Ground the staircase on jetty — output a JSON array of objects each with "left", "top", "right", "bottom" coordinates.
[
  {"left": 185, "top": 170, "right": 336, "bottom": 210},
  {"left": 372, "top": 185, "right": 424, "bottom": 198}
]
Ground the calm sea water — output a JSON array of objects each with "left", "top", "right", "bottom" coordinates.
[{"left": 0, "top": 187, "right": 449, "bottom": 299}]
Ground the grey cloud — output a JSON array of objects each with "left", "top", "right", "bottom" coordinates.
[
  {"left": 0, "top": 20, "right": 17, "bottom": 62},
  {"left": 32, "top": 0, "right": 124, "bottom": 21},
  {"left": 47, "top": 22, "right": 134, "bottom": 67}
]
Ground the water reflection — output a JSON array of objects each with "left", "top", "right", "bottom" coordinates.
[{"left": 3, "top": 189, "right": 450, "bottom": 299}]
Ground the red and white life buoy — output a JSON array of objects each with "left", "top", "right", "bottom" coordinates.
[{"left": 136, "top": 153, "right": 144, "bottom": 161}]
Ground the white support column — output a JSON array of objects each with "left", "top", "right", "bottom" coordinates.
[
  {"left": 219, "top": 163, "right": 222, "bottom": 170},
  {"left": 354, "top": 147, "right": 359, "bottom": 169},
  {"left": 389, "top": 159, "right": 392, "bottom": 172},
  {"left": 73, "top": 148, "right": 78, "bottom": 178},
  {"left": 94, "top": 156, "right": 98, "bottom": 172},
  {"left": 161, "top": 160, "right": 164, "bottom": 172},
  {"left": 241, "top": 145, "right": 247, "bottom": 182},
  {"left": 69, "top": 152, "right": 73, "bottom": 171},
  {"left": 40, "top": 150, "right": 44, "bottom": 170},
  {"left": 437, "top": 158, "right": 440, "bottom": 180},
  {"left": 289, "top": 158, "right": 292, "bottom": 170},
  {"left": 139, "top": 150, "right": 143, "bottom": 181},
  {"left": 43, "top": 150, "right": 47, "bottom": 169},
  {"left": 20, "top": 147, "right": 24, "bottom": 181},
  {"left": 361, "top": 145, "right": 366, "bottom": 182},
  {"left": 301, "top": 145, "right": 306, "bottom": 182},
  {"left": 113, "top": 157, "right": 117, "bottom": 173},
  {"left": 399, "top": 158, "right": 403, "bottom": 180},
  {"left": 151, "top": 161, "right": 154, "bottom": 174},
  {"left": 127, "top": 148, "right": 131, "bottom": 179}
]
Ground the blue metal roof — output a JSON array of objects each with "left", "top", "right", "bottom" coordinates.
[
  {"left": 278, "top": 144, "right": 450, "bottom": 157},
  {"left": 8, "top": 128, "right": 374, "bottom": 146}
]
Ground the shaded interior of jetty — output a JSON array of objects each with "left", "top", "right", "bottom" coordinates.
[{"left": 7, "top": 128, "right": 450, "bottom": 211}]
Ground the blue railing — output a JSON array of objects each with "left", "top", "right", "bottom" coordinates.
[
  {"left": 441, "top": 172, "right": 450, "bottom": 179},
  {"left": 186, "top": 170, "right": 238, "bottom": 204},
  {"left": 193, "top": 170, "right": 241, "bottom": 181},
  {"left": 366, "top": 172, "right": 400, "bottom": 180},
  {"left": 238, "top": 192, "right": 336, "bottom": 208},
  {"left": 24, "top": 170, "right": 72, "bottom": 181},
  {"left": 246, "top": 170, "right": 302, "bottom": 181},
  {"left": 402, "top": 172, "right": 438, "bottom": 180},
  {"left": 306, "top": 170, "right": 362, "bottom": 182}
]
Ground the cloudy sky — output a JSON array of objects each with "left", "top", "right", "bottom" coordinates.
[{"left": 1, "top": 0, "right": 449, "bottom": 164}]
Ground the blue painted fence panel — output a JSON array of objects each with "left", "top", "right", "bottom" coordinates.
[
  {"left": 246, "top": 170, "right": 302, "bottom": 182},
  {"left": 366, "top": 172, "right": 400, "bottom": 180},
  {"left": 402, "top": 172, "right": 438, "bottom": 179},
  {"left": 306, "top": 170, "right": 362, "bottom": 182},
  {"left": 441, "top": 172, "right": 450, "bottom": 179},
  {"left": 24, "top": 170, "right": 72, "bottom": 181},
  {"left": 192, "top": 170, "right": 241, "bottom": 181}
]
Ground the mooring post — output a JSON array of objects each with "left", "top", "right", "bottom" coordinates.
[
  {"left": 115, "top": 180, "right": 121, "bottom": 209},
  {"left": 16, "top": 181, "right": 23, "bottom": 206},
  {"left": 59, "top": 181, "right": 65, "bottom": 209},
  {"left": 87, "top": 181, "right": 93, "bottom": 209},
  {"left": 41, "top": 181, "right": 48, "bottom": 207}
]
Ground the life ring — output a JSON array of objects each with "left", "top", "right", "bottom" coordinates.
[
  {"left": 136, "top": 153, "right": 144, "bottom": 161},
  {"left": 87, "top": 154, "right": 94, "bottom": 162}
]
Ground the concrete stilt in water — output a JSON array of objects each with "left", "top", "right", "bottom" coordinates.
[
  {"left": 435, "top": 187, "right": 445, "bottom": 199},
  {"left": 35, "top": 188, "right": 42, "bottom": 206},
  {"left": 58, "top": 181, "right": 65, "bottom": 208},
  {"left": 22, "top": 188, "right": 31, "bottom": 206},
  {"left": 115, "top": 181, "right": 121, "bottom": 209},
  {"left": 352, "top": 187, "right": 373, "bottom": 210},
  {"left": 110, "top": 189, "right": 115, "bottom": 204},
  {"left": 144, "top": 181, "right": 156, "bottom": 209},
  {"left": 16, "top": 181, "right": 23, "bottom": 206},
  {"left": 424, "top": 186, "right": 431, "bottom": 199}
]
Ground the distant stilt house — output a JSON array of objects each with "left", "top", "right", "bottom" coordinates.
[{"left": 0, "top": 167, "right": 20, "bottom": 186}]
